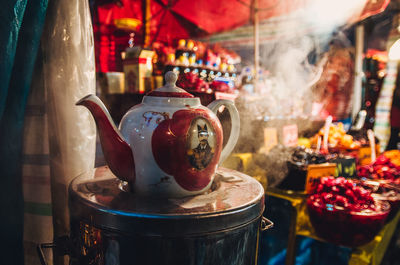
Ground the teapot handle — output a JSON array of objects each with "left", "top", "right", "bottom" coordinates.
[{"left": 207, "top": 99, "right": 240, "bottom": 164}]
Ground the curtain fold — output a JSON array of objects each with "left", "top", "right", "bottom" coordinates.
[
  {"left": 0, "top": 1, "right": 48, "bottom": 264},
  {"left": 0, "top": 0, "right": 27, "bottom": 119},
  {"left": 41, "top": 0, "right": 97, "bottom": 264},
  {"left": 374, "top": 14, "right": 400, "bottom": 151},
  {"left": 1, "top": 1, "right": 96, "bottom": 264},
  {"left": 22, "top": 49, "right": 54, "bottom": 265}
]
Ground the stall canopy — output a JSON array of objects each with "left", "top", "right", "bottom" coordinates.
[
  {"left": 92, "top": 0, "right": 390, "bottom": 72},
  {"left": 94, "top": 0, "right": 310, "bottom": 43}
]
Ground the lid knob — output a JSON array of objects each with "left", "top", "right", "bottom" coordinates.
[
  {"left": 145, "top": 71, "right": 194, "bottom": 98},
  {"left": 165, "top": 71, "right": 178, "bottom": 86}
]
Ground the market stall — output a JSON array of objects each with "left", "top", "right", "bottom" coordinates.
[{"left": 89, "top": 0, "right": 400, "bottom": 263}]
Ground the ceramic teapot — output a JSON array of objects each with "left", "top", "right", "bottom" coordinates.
[{"left": 77, "top": 71, "right": 240, "bottom": 197}]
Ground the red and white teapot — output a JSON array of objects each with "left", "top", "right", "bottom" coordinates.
[{"left": 77, "top": 71, "right": 240, "bottom": 197}]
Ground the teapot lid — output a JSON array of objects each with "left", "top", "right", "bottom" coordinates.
[{"left": 146, "top": 71, "right": 194, "bottom": 98}]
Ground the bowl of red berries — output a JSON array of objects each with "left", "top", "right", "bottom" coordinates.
[
  {"left": 307, "top": 176, "right": 390, "bottom": 247},
  {"left": 357, "top": 155, "right": 400, "bottom": 184},
  {"left": 358, "top": 180, "right": 400, "bottom": 223}
]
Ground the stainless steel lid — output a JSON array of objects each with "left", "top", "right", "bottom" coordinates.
[{"left": 69, "top": 166, "right": 264, "bottom": 236}]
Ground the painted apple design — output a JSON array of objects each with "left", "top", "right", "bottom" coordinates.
[{"left": 151, "top": 108, "right": 223, "bottom": 191}]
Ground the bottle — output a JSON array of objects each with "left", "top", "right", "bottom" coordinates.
[
  {"left": 241, "top": 67, "right": 254, "bottom": 93},
  {"left": 207, "top": 70, "right": 215, "bottom": 82},
  {"left": 175, "top": 39, "right": 186, "bottom": 59},
  {"left": 199, "top": 68, "right": 207, "bottom": 80},
  {"left": 352, "top": 110, "right": 367, "bottom": 131},
  {"left": 124, "top": 32, "right": 138, "bottom": 59}
]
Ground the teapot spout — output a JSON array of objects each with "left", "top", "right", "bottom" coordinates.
[{"left": 76, "top": 94, "right": 135, "bottom": 183}]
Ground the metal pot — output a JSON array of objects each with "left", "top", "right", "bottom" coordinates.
[{"left": 38, "top": 166, "right": 272, "bottom": 265}]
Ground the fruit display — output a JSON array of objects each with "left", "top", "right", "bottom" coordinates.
[
  {"left": 383, "top": 150, "right": 400, "bottom": 166},
  {"left": 153, "top": 39, "right": 240, "bottom": 93},
  {"left": 209, "top": 80, "right": 234, "bottom": 93},
  {"left": 153, "top": 39, "right": 241, "bottom": 70},
  {"left": 176, "top": 71, "right": 236, "bottom": 94},
  {"left": 176, "top": 71, "right": 210, "bottom": 92},
  {"left": 310, "top": 177, "right": 376, "bottom": 211},
  {"left": 348, "top": 129, "right": 380, "bottom": 147},
  {"left": 357, "top": 154, "right": 400, "bottom": 184},
  {"left": 359, "top": 180, "right": 400, "bottom": 222},
  {"left": 277, "top": 147, "right": 327, "bottom": 191},
  {"left": 307, "top": 176, "right": 390, "bottom": 247},
  {"left": 310, "top": 122, "right": 361, "bottom": 150}
]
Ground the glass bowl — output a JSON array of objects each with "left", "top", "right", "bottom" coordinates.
[
  {"left": 368, "top": 180, "right": 400, "bottom": 223},
  {"left": 307, "top": 197, "right": 390, "bottom": 247}
]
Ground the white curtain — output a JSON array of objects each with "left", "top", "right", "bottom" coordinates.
[
  {"left": 23, "top": 51, "right": 53, "bottom": 265},
  {"left": 41, "top": 0, "right": 96, "bottom": 264}
]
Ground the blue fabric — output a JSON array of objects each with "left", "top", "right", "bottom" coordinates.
[
  {"left": 260, "top": 196, "right": 352, "bottom": 265},
  {"left": 0, "top": 0, "right": 48, "bottom": 264},
  {"left": 336, "top": 117, "right": 353, "bottom": 132},
  {"left": 0, "top": 1, "right": 27, "bottom": 119}
]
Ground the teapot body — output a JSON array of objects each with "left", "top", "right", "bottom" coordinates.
[
  {"left": 77, "top": 71, "right": 240, "bottom": 198},
  {"left": 120, "top": 96, "right": 223, "bottom": 197}
]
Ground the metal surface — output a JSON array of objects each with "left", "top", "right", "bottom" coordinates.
[
  {"left": 70, "top": 216, "right": 264, "bottom": 265},
  {"left": 67, "top": 166, "right": 268, "bottom": 265},
  {"left": 69, "top": 166, "right": 265, "bottom": 236},
  {"left": 261, "top": 216, "right": 274, "bottom": 231},
  {"left": 36, "top": 236, "right": 72, "bottom": 265},
  {"left": 37, "top": 243, "right": 54, "bottom": 265}
]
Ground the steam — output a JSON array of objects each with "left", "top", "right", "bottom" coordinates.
[
  {"left": 232, "top": 1, "right": 367, "bottom": 186},
  {"left": 256, "top": 36, "right": 322, "bottom": 118},
  {"left": 305, "top": 0, "right": 366, "bottom": 31},
  {"left": 236, "top": 0, "right": 366, "bottom": 125}
]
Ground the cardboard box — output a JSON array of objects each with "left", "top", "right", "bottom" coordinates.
[
  {"left": 106, "top": 72, "right": 125, "bottom": 94},
  {"left": 123, "top": 48, "right": 155, "bottom": 93}
]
